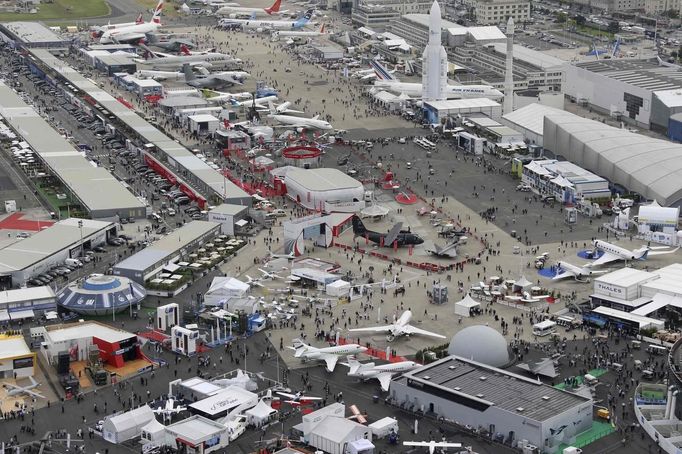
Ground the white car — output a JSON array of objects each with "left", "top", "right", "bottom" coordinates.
[{"left": 516, "top": 184, "right": 531, "bottom": 192}]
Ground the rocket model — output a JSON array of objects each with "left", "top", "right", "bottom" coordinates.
[
  {"left": 503, "top": 16, "right": 515, "bottom": 115},
  {"left": 422, "top": 0, "right": 448, "bottom": 102}
]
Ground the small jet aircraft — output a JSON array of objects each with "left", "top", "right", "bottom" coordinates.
[
  {"left": 276, "top": 390, "right": 322, "bottom": 405},
  {"left": 289, "top": 339, "right": 367, "bottom": 372},
  {"left": 267, "top": 249, "right": 295, "bottom": 260},
  {"left": 589, "top": 239, "right": 679, "bottom": 266},
  {"left": 505, "top": 291, "right": 551, "bottom": 304},
  {"left": 153, "top": 398, "right": 187, "bottom": 422},
  {"left": 352, "top": 216, "right": 424, "bottom": 247},
  {"left": 551, "top": 261, "right": 608, "bottom": 282},
  {"left": 403, "top": 440, "right": 462, "bottom": 454},
  {"left": 2, "top": 377, "right": 46, "bottom": 399},
  {"left": 213, "top": 369, "right": 258, "bottom": 391},
  {"left": 245, "top": 275, "right": 265, "bottom": 287},
  {"left": 259, "top": 268, "right": 283, "bottom": 280},
  {"left": 341, "top": 359, "right": 421, "bottom": 391},
  {"left": 348, "top": 310, "right": 446, "bottom": 342},
  {"left": 427, "top": 237, "right": 466, "bottom": 259}
]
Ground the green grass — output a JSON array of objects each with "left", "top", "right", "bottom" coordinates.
[
  {"left": 0, "top": 0, "right": 110, "bottom": 22},
  {"left": 555, "top": 421, "right": 616, "bottom": 454},
  {"left": 554, "top": 368, "right": 607, "bottom": 390}
]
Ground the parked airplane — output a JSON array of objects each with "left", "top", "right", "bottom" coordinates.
[
  {"left": 590, "top": 239, "right": 679, "bottom": 266},
  {"left": 219, "top": 9, "right": 313, "bottom": 31},
  {"left": 202, "top": 89, "right": 253, "bottom": 103},
  {"left": 341, "top": 359, "right": 421, "bottom": 391},
  {"left": 349, "top": 310, "right": 446, "bottom": 342},
  {"left": 136, "top": 65, "right": 210, "bottom": 81},
  {"left": 245, "top": 275, "right": 265, "bottom": 287},
  {"left": 427, "top": 237, "right": 466, "bottom": 258},
  {"left": 213, "top": 369, "right": 258, "bottom": 391},
  {"left": 216, "top": 0, "right": 282, "bottom": 16},
  {"left": 505, "top": 291, "right": 550, "bottom": 303},
  {"left": 551, "top": 261, "right": 608, "bottom": 281},
  {"left": 136, "top": 46, "right": 240, "bottom": 70},
  {"left": 267, "top": 101, "right": 333, "bottom": 131},
  {"left": 153, "top": 398, "right": 187, "bottom": 422},
  {"left": 2, "top": 377, "right": 45, "bottom": 399},
  {"left": 352, "top": 216, "right": 423, "bottom": 247},
  {"left": 272, "top": 23, "right": 326, "bottom": 39},
  {"left": 276, "top": 390, "right": 322, "bottom": 405},
  {"left": 370, "top": 61, "right": 503, "bottom": 99},
  {"left": 403, "top": 440, "right": 462, "bottom": 454},
  {"left": 147, "top": 34, "right": 196, "bottom": 52},
  {"left": 258, "top": 268, "right": 282, "bottom": 280},
  {"left": 90, "top": 13, "right": 144, "bottom": 37},
  {"left": 182, "top": 64, "right": 249, "bottom": 88},
  {"left": 267, "top": 249, "right": 295, "bottom": 260},
  {"left": 100, "top": 0, "right": 164, "bottom": 43},
  {"left": 228, "top": 95, "right": 278, "bottom": 108},
  {"left": 289, "top": 338, "right": 367, "bottom": 372}
]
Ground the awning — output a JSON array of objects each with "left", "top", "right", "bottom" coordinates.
[
  {"left": 0, "top": 310, "right": 9, "bottom": 322},
  {"left": 235, "top": 219, "right": 248, "bottom": 227},
  {"left": 45, "top": 311, "right": 59, "bottom": 320},
  {"left": 10, "top": 309, "right": 34, "bottom": 320}
]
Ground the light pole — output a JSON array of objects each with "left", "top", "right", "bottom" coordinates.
[{"left": 77, "top": 220, "right": 83, "bottom": 281}]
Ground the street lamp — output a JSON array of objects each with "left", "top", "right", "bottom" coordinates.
[{"left": 77, "top": 220, "right": 83, "bottom": 281}]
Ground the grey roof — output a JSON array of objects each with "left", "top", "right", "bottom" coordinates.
[
  {"left": 114, "top": 220, "right": 219, "bottom": 273},
  {"left": 401, "top": 356, "right": 590, "bottom": 422},
  {"left": 0, "top": 219, "right": 113, "bottom": 274},
  {"left": 0, "top": 22, "right": 65, "bottom": 45},
  {"left": 158, "top": 96, "right": 208, "bottom": 108},
  {"left": 287, "top": 168, "right": 364, "bottom": 191},
  {"left": 166, "top": 416, "right": 225, "bottom": 441},
  {"left": 210, "top": 203, "right": 248, "bottom": 216},
  {"left": 501, "top": 103, "right": 570, "bottom": 136},
  {"left": 574, "top": 58, "right": 682, "bottom": 92},
  {"left": 0, "top": 81, "right": 144, "bottom": 216},
  {"left": 490, "top": 43, "right": 565, "bottom": 70},
  {"left": 309, "top": 417, "right": 363, "bottom": 443}
]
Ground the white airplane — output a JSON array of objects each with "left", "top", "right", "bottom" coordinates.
[
  {"left": 289, "top": 338, "right": 367, "bottom": 372},
  {"left": 201, "top": 89, "right": 252, "bottom": 103},
  {"left": 213, "top": 369, "right": 258, "bottom": 391},
  {"left": 341, "top": 359, "right": 421, "bottom": 391},
  {"left": 276, "top": 390, "right": 322, "bottom": 405},
  {"left": 100, "top": 0, "right": 164, "bottom": 43},
  {"left": 228, "top": 95, "right": 278, "bottom": 108},
  {"left": 589, "top": 239, "right": 679, "bottom": 266},
  {"left": 348, "top": 310, "right": 447, "bottom": 342},
  {"left": 135, "top": 65, "right": 211, "bottom": 81},
  {"left": 216, "top": 0, "right": 282, "bottom": 16},
  {"left": 272, "top": 23, "right": 326, "bottom": 39},
  {"left": 403, "top": 440, "right": 462, "bottom": 454},
  {"left": 369, "top": 61, "right": 503, "bottom": 99},
  {"left": 2, "top": 377, "right": 46, "bottom": 400},
  {"left": 200, "top": 0, "right": 239, "bottom": 6},
  {"left": 219, "top": 9, "right": 313, "bottom": 31},
  {"left": 182, "top": 64, "right": 249, "bottom": 88},
  {"left": 267, "top": 101, "right": 333, "bottom": 131},
  {"left": 245, "top": 275, "right": 264, "bottom": 287},
  {"left": 505, "top": 291, "right": 551, "bottom": 303},
  {"left": 135, "top": 45, "right": 240, "bottom": 70},
  {"left": 153, "top": 398, "right": 187, "bottom": 422},
  {"left": 90, "top": 13, "right": 144, "bottom": 36},
  {"left": 259, "top": 268, "right": 282, "bottom": 280},
  {"left": 267, "top": 249, "right": 295, "bottom": 260},
  {"left": 551, "top": 261, "right": 608, "bottom": 281}
]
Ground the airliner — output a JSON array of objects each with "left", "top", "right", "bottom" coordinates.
[
  {"left": 219, "top": 9, "right": 313, "bottom": 31},
  {"left": 216, "top": 0, "right": 283, "bottom": 16},
  {"left": 348, "top": 310, "right": 446, "bottom": 342},
  {"left": 100, "top": 0, "right": 164, "bottom": 43},
  {"left": 589, "top": 239, "right": 679, "bottom": 266},
  {"left": 272, "top": 23, "right": 326, "bottom": 38},
  {"left": 266, "top": 101, "right": 332, "bottom": 131},
  {"left": 135, "top": 46, "right": 240, "bottom": 70},
  {"left": 370, "top": 61, "right": 503, "bottom": 100},
  {"left": 289, "top": 339, "right": 367, "bottom": 372},
  {"left": 90, "top": 13, "right": 143, "bottom": 37}
]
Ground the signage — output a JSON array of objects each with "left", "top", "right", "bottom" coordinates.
[
  {"left": 209, "top": 396, "right": 239, "bottom": 412},
  {"left": 596, "top": 282, "right": 624, "bottom": 296}
]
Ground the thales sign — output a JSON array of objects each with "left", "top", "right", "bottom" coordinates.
[{"left": 596, "top": 282, "right": 623, "bottom": 296}]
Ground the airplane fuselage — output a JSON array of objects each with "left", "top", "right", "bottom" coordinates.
[
  {"left": 593, "top": 240, "right": 641, "bottom": 260},
  {"left": 364, "top": 230, "right": 424, "bottom": 247}
]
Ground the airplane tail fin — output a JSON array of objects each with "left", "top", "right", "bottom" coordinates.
[
  {"left": 267, "top": 99, "right": 277, "bottom": 115},
  {"left": 320, "top": 23, "right": 325, "bottom": 33},
  {"left": 151, "top": 0, "right": 164, "bottom": 24},
  {"left": 294, "top": 9, "right": 313, "bottom": 27},
  {"left": 135, "top": 12, "right": 144, "bottom": 24},
  {"left": 180, "top": 44, "right": 191, "bottom": 55},
  {"left": 276, "top": 101, "right": 291, "bottom": 113},
  {"left": 291, "top": 338, "right": 309, "bottom": 357},
  {"left": 139, "top": 43, "right": 159, "bottom": 60},
  {"left": 182, "top": 63, "right": 195, "bottom": 81},
  {"left": 352, "top": 216, "right": 366, "bottom": 235},
  {"left": 369, "top": 60, "right": 397, "bottom": 81},
  {"left": 264, "top": 0, "right": 282, "bottom": 14},
  {"left": 29, "top": 376, "right": 37, "bottom": 387},
  {"left": 346, "top": 358, "right": 365, "bottom": 375}
]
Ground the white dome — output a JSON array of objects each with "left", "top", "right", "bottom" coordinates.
[{"left": 447, "top": 325, "right": 510, "bottom": 367}]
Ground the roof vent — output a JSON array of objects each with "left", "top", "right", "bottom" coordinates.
[
  {"left": 542, "top": 396, "right": 550, "bottom": 401},
  {"left": 423, "top": 376, "right": 431, "bottom": 380},
  {"left": 479, "top": 376, "right": 487, "bottom": 381},
  {"left": 454, "top": 387, "right": 461, "bottom": 391},
  {"left": 476, "top": 393, "right": 484, "bottom": 398},
  {"left": 448, "top": 365, "right": 456, "bottom": 370},
  {"left": 516, "top": 407, "right": 525, "bottom": 412}
]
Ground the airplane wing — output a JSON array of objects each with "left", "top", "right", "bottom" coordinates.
[
  {"left": 591, "top": 252, "right": 621, "bottom": 266},
  {"left": 376, "top": 373, "right": 393, "bottom": 392},
  {"left": 403, "top": 442, "right": 462, "bottom": 448},
  {"left": 551, "top": 269, "right": 574, "bottom": 280},
  {"left": 348, "top": 324, "right": 394, "bottom": 333},
  {"left": 23, "top": 389, "right": 46, "bottom": 399},
  {"left": 320, "top": 353, "right": 339, "bottom": 372},
  {"left": 276, "top": 391, "right": 296, "bottom": 399},
  {"left": 112, "top": 32, "right": 146, "bottom": 43},
  {"left": 1, "top": 383, "right": 20, "bottom": 390},
  {"left": 402, "top": 324, "right": 447, "bottom": 339},
  {"left": 301, "top": 395, "right": 322, "bottom": 401},
  {"left": 383, "top": 222, "right": 403, "bottom": 246},
  {"left": 648, "top": 246, "right": 680, "bottom": 256}
]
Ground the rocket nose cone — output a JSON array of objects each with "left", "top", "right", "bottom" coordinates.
[{"left": 430, "top": 0, "right": 440, "bottom": 17}]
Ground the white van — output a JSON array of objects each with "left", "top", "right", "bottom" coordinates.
[{"left": 65, "top": 258, "right": 83, "bottom": 267}]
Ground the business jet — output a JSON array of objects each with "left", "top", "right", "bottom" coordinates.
[
  {"left": 352, "top": 216, "right": 423, "bottom": 247},
  {"left": 551, "top": 261, "right": 608, "bottom": 282},
  {"left": 341, "top": 359, "right": 421, "bottom": 391},
  {"left": 245, "top": 275, "right": 265, "bottom": 287},
  {"left": 506, "top": 291, "right": 551, "bottom": 303},
  {"left": 258, "top": 268, "right": 283, "bottom": 280},
  {"left": 349, "top": 310, "right": 446, "bottom": 342},
  {"left": 370, "top": 61, "right": 503, "bottom": 99},
  {"left": 90, "top": 13, "right": 144, "bottom": 37},
  {"left": 266, "top": 101, "right": 333, "bottom": 131},
  {"left": 216, "top": 0, "right": 283, "bottom": 16},
  {"left": 100, "top": 0, "right": 164, "bottom": 43},
  {"left": 267, "top": 249, "right": 295, "bottom": 260},
  {"left": 427, "top": 237, "right": 466, "bottom": 259},
  {"left": 276, "top": 390, "right": 322, "bottom": 405},
  {"left": 153, "top": 398, "right": 187, "bottom": 422},
  {"left": 590, "top": 239, "right": 679, "bottom": 266},
  {"left": 289, "top": 339, "right": 367, "bottom": 372},
  {"left": 219, "top": 9, "right": 313, "bottom": 31},
  {"left": 403, "top": 440, "right": 462, "bottom": 454},
  {"left": 2, "top": 377, "right": 46, "bottom": 399}
]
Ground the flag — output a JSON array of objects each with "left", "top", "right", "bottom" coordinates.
[
  {"left": 365, "top": 233, "right": 369, "bottom": 245},
  {"left": 393, "top": 240, "right": 398, "bottom": 251},
  {"left": 380, "top": 236, "right": 384, "bottom": 247},
  {"left": 408, "top": 245, "right": 413, "bottom": 256}
]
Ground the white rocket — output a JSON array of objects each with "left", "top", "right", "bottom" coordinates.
[
  {"left": 503, "top": 16, "right": 515, "bottom": 115},
  {"left": 421, "top": 0, "right": 448, "bottom": 102}
]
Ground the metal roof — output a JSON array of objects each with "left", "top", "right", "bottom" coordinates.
[
  {"left": 210, "top": 203, "right": 248, "bottom": 216},
  {"left": 0, "top": 336, "right": 31, "bottom": 358},
  {"left": 45, "top": 321, "right": 135, "bottom": 344},
  {"left": 0, "top": 22, "right": 65, "bottom": 45},
  {"left": 166, "top": 416, "right": 226, "bottom": 441},
  {"left": 402, "top": 355, "right": 590, "bottom": 422},
  {"left": 425, "top": 98, "right": 500, "bottom": 110},
  {"left": 501, "top": 103, "right": 570, "bottom": 136},
  {"left": 490, "top": 43, "right": 565, "bottom": 70},
  {"left": 0, "top": 81, "right": 145, "bottom": 216},
  {"left": 467, "top": 26, "right": 506, "bottom": 41},
  {"left": 575, "top": 58, "right": 682, "bottom": 92},
  {"left": 286, "top": 168, "right": 363, "bottom": 192},
  {"left": 0, "top": 286, "right": 55, "bottom": 306}
]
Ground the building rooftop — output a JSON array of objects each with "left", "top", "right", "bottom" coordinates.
[
  {"left": 166, "top": 416, "right": 225, "bottom": 441},
  {"left": 44, "top": 321, "right": 134, "bottom": 344},
  {"left": 501, "top": 103, "right": 570, "bottom": 136},
  {"left": 398, "top": 355, "right": 590, "bottom": 422},
  {"left": 286, "top": 168, "right": 363, "bottom": 192},
  {"left": 425, "top": 98, "right": 500, "bottom": 110},
  {"left": 0, "top": 336, "right": 30, "bottom": 358},
  {"left": 466, "top": 26, "right": 506, "bottom": 41},
  {"left": 574, "top": 58, "right": 682, "bottom": 92},
  {"left": 400, "top": 13, "right": 461, "bottom": 30},
  {"left": 210, "top": 203, "right": 248, "bottom": 216},
  {"left": 490, "top": 43, "right": 565, "bottom": 70},
  {"left": 594, "top": 267, "right": 655, "bottom": 287},
  {"left": 0, "top": 22, "right": 65, "bottom": 45},
  {"left": 0, "top": 286, "right": 56, "bottom": 306}
]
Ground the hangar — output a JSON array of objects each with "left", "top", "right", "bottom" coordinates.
[{"left": 276, "top": 167, "right": 365, "bottom": 211}]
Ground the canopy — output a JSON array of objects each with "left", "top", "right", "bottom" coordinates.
[
  {"left": 140, "top": 419, "right": 165, "bottom": 443},
  {"left": 245, "top": 399, "right": 277, "bottom": 427},
  {"left": 514, "top": 276, "right": 532, "bottom": 288},
  {"left": 455, "top": 294, "right": 481, "bottom": 317},
  {"left": 10, "top": 309, "right": 34, "bottom": 320},
  {"left": 0, "top": 310, "right": 9, "bottom": 322},
  {"left": 235, "top": 219, "right": 248, "bottom": 227},
  {"left": 326, "top": 279, "right": 350, "bottom": 297},
  {"left": 361, "top": 204, "right": 389, "bottom": 217}
]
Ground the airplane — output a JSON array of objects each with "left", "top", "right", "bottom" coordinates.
[
  {"left": 272, "top": 23, "right": 326, "bottom": 39},
  {"left": 216, "top": 0, "right": 283, "bottom": 16},
  {"left": 135, "top": 45, "right": 240, "bottom": 70},
  {"left": 289, "top": 338, "right": 367, "bottom": 372},
  {"left": 228, "top": 95, "right": 278, "bottom": 108},
  {"left": 245, "top": 275, "right": 265, "bottom": 287},
  {"left": 2, "top": 377, "right": 46, "bottom": 400},
  {"left": 90, "top": 13, "right": 144, "bottom": 37},
  {"left": 551, "top": 261, "right": 608, "bottom": 282},
  {"left": 153, "top": 398, "right": 187, "bottom": 422},
  {"left": 259, "top": 268, "right": 282, "bottom": 280},
  {"left": 352, "top": 216, "right": 424, "bottom": 248},
  {"left": 201, "top": 89, "right": 253, "bottom": 103},
  {"left": 505, "top": 291, "right": 551, "bottom": 303},
  {"left": 100, "top": 0, "right": 164, "bottom": 43},
  {"left": 147, "top": 34, "right": 196, "bottom": 52},
  {"left": 370, "top": 61, "right": 503, "bottom": 100},
  {"left": 403, "top": 440, "right": 462, "bottom": 454},
  {"left": 267, "top": 249, "right": 295, "bottom": 260},
  {"left": 213, "top": 369, "right": 258, "bottom": 391},
  {"left": 276, "top": 390, "right": 322, "bottom": 405},
  {"left": 341, "top": 358, "right": 421, "bottom": 391},
  {"left": 182, "top": 64, "right": 249, "bottom": 89},
  {"left": 589, "top": 239, "right": 679, "bottom": 267},
  {"left": 427, "top": 237, "right": 466, "bottom": 259},
  {"left": 349, "top": 310, "right": 446, "bottom": 342},
  {"left": 266, "top": 101, "right": 333, "bottom": 131},
  {"left": 135, "top": 65, "right": 211, "bottom": 81},
  {"left": 218, "top": 9, "right": 313, "bottom": 31}
]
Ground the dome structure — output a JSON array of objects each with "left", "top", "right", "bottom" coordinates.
[
  {"left": 447, "top": 325, "right": 510, "bottom": 367},
  {"left": 57, "top": 274, "right": 146, "bottom": 315}
]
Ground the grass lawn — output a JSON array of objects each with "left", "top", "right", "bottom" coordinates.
[
  {"left": 133, "top": 0, "right": 180, "bottom": 17},
  {"left": 0, "top": 0, "right": 110, "bottom": 22}
]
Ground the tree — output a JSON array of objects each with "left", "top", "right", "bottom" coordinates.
[
  {"left": 575, "top": 14, "right": 587, "bottom": 26},
  {"left": 664, "top": 8, "right": 679, "bottom": 18},
  {"left": 607, "top": 21, "right": 620, "bottom": 34},
  {"left": 555, "top": 11, "right": 568, "bottom": 23},
  {"left": 672, "top": 50, "right": 679, "bottom": 61}
]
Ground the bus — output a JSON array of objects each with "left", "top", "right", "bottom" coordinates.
[
  {"left": 532, "top": 320, "right": 557, "bottom": 337},
  {"left": 647, "top": 344, "right": 668, "bottom": 355},
  {"left": 421, "top": 138, "right": 436, "bottom": 151}
]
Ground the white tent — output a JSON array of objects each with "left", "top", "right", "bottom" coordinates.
[
  {"left": 361, "top": 204, "right": 389, "bottom": 218},
  {"left": 140, "top": 419, "right": 166, "bottom": 445},
  {"left": 245, "top": 399, "right": 277, "bottom": 427},
  {"left": 204, "top": 277, "right": 250, "bottom": 306},
  {"left": 514, "top": 276, "right": 532, "bottom": 290},
  {"left": 454, "top": 294, "right": 481, "bottom": 317},
  {"left": 102, "top": 405, "right": 155, "bottom": 444},
  {"left": 326, "top": 279, "right": 350, "bottom": 297}
]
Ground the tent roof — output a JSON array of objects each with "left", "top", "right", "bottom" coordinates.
[
  {"left": 141, "top": 418, "right": 165, "bottom": 435},
  {"left": 104, "top": 405, "right": 154, "bottom": 433},
  {"left": 245, "top": 399, "right": 276, "bottom": 419},
  {"left": 455, "top": 293, "right": 481, "bottom": 308},
  {"left": 207, "top": 276, "right": 249, "bottom": 294},
  {"left": 514, "top": 276, "right": 532, "bottom": 287},
  {"left": 361, "top": 204, "right": 389, "bottom": 217},
  {"left": 327, "top": 279, "right": 350, "bottom": 289}
]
